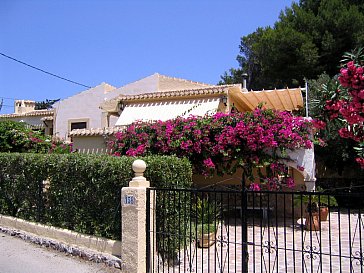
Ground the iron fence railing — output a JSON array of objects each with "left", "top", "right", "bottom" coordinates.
[{"left": 146, "top": 188, "right": 364, "bottom": 273}]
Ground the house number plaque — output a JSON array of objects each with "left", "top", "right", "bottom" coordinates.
[{"left": 124, "top": 195, "right": 136, "bottom": 206}]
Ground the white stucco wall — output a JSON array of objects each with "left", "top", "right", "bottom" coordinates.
[
  {"left": 54, "top": 83, "right": 120, "bottom": 139},
  {"left": 72, "top": 135, "right": 108, "bottom": 152},
  {"left": 109, "top": 115, "right": 119, "bottom": 127}
]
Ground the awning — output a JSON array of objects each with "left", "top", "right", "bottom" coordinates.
[
  {"left": 115, "top": 98, "right": 220, "bottom": 126},
  {"left": 230, "top": 88, "right": 303, "bottom": 112}
]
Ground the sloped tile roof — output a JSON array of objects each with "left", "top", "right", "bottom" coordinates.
[
  {"left": 117, "top": 85, "right": 232, "bottom": 101},
  {"left": 100, "top": 85, "right": 236, "bottom": 112},
  {"left": 69, "top": 126, "right": 126, "bottom": 137},
  {"left": 0, "top": 109, "right": 55, "bottom": 118},
  {"left": 41, "top": 116, "right": 54, "bottom": 121},
  {"left": 156, "top": 73, "right": 212, "bottom": 90}
]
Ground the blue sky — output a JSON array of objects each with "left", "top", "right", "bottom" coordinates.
[{"left": 0, "top": 0, "right": 295, "bottom": 114}]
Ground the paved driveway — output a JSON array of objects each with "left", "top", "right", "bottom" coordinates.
[{"left": 0, "top": 233, "right": 120, "bottom": 273}]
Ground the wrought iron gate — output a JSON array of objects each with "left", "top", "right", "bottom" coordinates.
[{"left": 146, "top": 188, "right": 364, "bottom": 273}]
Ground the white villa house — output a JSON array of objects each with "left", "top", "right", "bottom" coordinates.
[{"left": 0, "top": 73, "right": 314, "bottom": 190}]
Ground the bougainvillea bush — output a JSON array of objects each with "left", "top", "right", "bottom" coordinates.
[
  {"left": 325, "top": 49, "right": 364, "bottom": 168},
  {"left": 108, "top": 108, "right": 317, "bottom": 190},
  {"left": 0, "top": 120, "right": 72, "bottom": 154}
]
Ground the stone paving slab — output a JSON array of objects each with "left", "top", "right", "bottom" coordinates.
[{"left": 154, "top": 211, "right": 364, "bottom": 272}]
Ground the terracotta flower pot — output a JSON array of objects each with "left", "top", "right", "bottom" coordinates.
[
  {"left": 319, "top": 206, "right": 329, "bottom": 221},
  {"left": 198, "top": 232, "right": 216, "bottom": 248},
  {"left": 305, "top": 212, "right": 320, "bottom": 231}
]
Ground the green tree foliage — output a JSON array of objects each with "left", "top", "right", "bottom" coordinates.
[
  {"left": 34, "top": 99, "right": 60, "bottom": 110},
  {"left": 220, "top": 0, "right": 364, "bottom": 89}
]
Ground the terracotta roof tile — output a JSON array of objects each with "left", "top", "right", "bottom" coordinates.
[
  {"left": 0, "top": 109, "right": 55, "bottom": 118},
  {"left": 116, "top": 85, "right": 235, "bottom": 101},
  {"left": 157, "top": 73, "right": 212, "bottom": 88},
  {"left": 41, "top": 116, "right": 54, "bottom": 121},
  {"left": 69, "top": 126, "right": 126, "bottom": 137}
]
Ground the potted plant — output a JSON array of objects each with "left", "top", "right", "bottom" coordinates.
[
  {"left": 197, "top": 223, "right": 218, "bottom": 248},
  {"left": 304, "top": 199, "right": 320, "bottom": 231},
  {"left": 294, "top": 193, "right": 321, "bottom": 230},
  {"left": 193, "top": 196, "right": 221, "bottom": 248},
  {"left": 295, "top": 188, "right": 338, "bottom": 231},
  {"left": 314, "top": 187, "right": 338, "bottom": 221}
]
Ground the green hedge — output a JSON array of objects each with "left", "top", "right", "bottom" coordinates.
[{"left": 0, "top": 153, "right": 192, "bottom": 241}]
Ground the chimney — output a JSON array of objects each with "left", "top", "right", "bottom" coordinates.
[
  {"left": 14, "top": 100, "right": 36, "bottom": 114},
  {"left": 242, "top": 73, "right": 248, "bottom": 90}
]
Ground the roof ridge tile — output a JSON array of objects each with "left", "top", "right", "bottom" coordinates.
[
  {"left": 0, "top": 109, "right": 55, "bottom": 118},
  {"left": 157, "top": 73, "right": 212, "bottom": 87}
]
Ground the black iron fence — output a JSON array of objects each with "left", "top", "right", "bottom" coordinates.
[{"left": 146, "top": 187, "right": 364, "bottom": 273}]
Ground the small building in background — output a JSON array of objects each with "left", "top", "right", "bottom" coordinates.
[{"left": 0, "top": 100, "right": 54, "bottom": 135}]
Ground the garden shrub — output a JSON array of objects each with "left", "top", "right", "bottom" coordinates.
[
  {"left": 325, "top": 49, "right": 364, "bottom": 168},
  {"left": 0, "top": 120, "right": 48, "bottom": 153},
  {"left": 0, "top": 153, "right": 47, "bottom": 220},
  {"left": 0, "top": 120, "right": 72, "bottom": 154},
  {"left": 0, "top": 153, "right": 192, "bottom": 242}
]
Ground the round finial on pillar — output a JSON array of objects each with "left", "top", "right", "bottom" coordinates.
[
  {"left": 132, "top": 159, "right": 146, "bottom": 176},
  {"left": 131, "top": 160, "right": 148, "bottom": 187}
]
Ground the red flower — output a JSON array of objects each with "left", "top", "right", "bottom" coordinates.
[
  {"left": 355, "top": 157, "right": 364, "bottom": 169},
  {"left": 249, "top": 183, "right": 261, "bottom": 191},
  {"left": 203, "top": 158, "right": 215, "bottom": 169}
]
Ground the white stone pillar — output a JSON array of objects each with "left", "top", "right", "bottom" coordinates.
[{"left": 121, "top": 159, "right": 154, "bottom": 273}]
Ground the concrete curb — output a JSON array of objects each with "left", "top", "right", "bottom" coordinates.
[
  {"left": 0, "top": 214, "right": 121, "bottom": 256},
  {"left": 0, "top": 215, "right": 123, "bottom": 270}
]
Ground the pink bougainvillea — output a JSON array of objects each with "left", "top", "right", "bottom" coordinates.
[
  {"left": 249, "top": 183, "right": 261, "bottom": 191},
  {"left": 108, "top": 108, "right": 317, "bottom": 189},
  {"left": 326, "top": 59, "right": 364, "bottom": 168}
]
